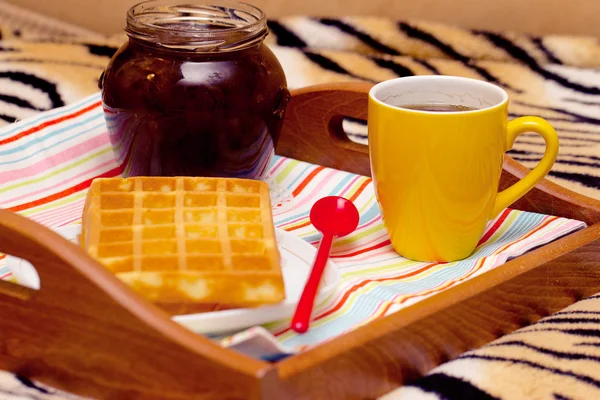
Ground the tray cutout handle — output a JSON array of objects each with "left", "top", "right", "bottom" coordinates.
[
  {"left": 276, "top": 82, "right": 373, "bottom": 177},
  {"left": 276, "top": 83, "right": 600, "bottom": 226},
  {"left": 0, "top": 208, "right": 276, "bottom": 399}
]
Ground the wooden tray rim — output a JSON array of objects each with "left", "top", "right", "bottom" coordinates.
[{"left": 1, "top": 82, "right": 600, "bottom": 398}]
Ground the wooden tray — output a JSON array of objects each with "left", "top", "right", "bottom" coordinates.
[{"left": 1, "top": 83, "right": 600, "bottom": 400}]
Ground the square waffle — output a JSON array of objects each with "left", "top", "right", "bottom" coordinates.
[{"left": 81, "top": 177, "right": 284, "bottom": 312}]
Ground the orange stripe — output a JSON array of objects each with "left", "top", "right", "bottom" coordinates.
[
  {"left": 493, "top": 216, "right": 558, "bottom": 254},
  {"left": 281, "top": 166, "right": 327, "bottom": 232},
  {"left": 6, "top": 133, "right": 133, "bottom": 213},
  {"left": 352, "top": 301, "right": 395, "bottom": 330},
  {"left": 397, "top": 257, "right": 486, "bottom": 304},
  {"left": 275, "top": 261, "right": 439, "bottom": 336},
  {"left": 8, "top": 167, "right": 121, "bottom": 212},
  {"left": 0, "top": 101, "right": 102, "bottom": 146},
  {"left": 372, "top": 301, "right": 395, "bottom": 320},
  {"left": 277, "top": 210, "right": 562, "bottom": 336},
  {"left": 348, "top": 178, "right": 372, "bottom": 203},
  {"left": 340, "top": 257, "right": 485, "bottom": 332},
  {"left": 332, "top": 239, "right": 391, "bottom": 257},
  {"left": 477, "top": 208, "right": 512, "bottom": 246},
  {"left": 292, "top": 166, "right": 325, "bottom": 197},
  {"left": 285, "top": 170, "right": 367, "bottom": 232},
  {"left": 395, "top": 217, "right": 559, "bottom": 305},
  {"left": 286, "top": 219, "right": 312, "bottom": 232}
]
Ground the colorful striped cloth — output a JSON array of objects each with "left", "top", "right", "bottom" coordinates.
[{"left": 0, "top": 92, "right": 586, "bottom": 352}]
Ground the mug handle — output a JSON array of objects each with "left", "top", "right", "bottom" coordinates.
[{"left": 492, "top": 116, "right": 559, "bottom": 217}]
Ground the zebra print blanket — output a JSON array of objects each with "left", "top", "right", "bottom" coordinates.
[
  {"left": 1, "top": 14, "right": 600, "bottom": 400},
  {"left": 2, "top": 17, "right": 600, "bottom": 198}
]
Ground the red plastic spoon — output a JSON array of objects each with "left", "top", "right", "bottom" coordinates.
[{"left": 292, "top": 196, "right": 360, "bottom": 334}]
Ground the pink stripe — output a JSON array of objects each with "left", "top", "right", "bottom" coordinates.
[
  {"left": 500, "top": 220, "right": 568, "bottom": 255},
  {"left": 332, "top": 236, "right": 389, "bottom": 255},
  {"left": 332, "top": 248, "right": 392, "bottom": 262},
  {"left": 276, "top": 171, "right": 341, "bottom": 229},
  {"left": 278, "top": 216, "right": 310, "bottom": 229},
  {"left": 306, "top": 229, "right": 388, "bottom": 255},
  {"left": 357, "top": 214, "right": 382, "bottom": 230},
  {"left": 279, "top": 201, "right": 380, "bottom": 241},
  {"left": 487, "top": 221, "right": 557, "bottom": 255},
  {"left": 3, "top": 160, "right": 114, "bottom": 206},
  {"left": 35, "top": 204, "right": 83, "bottom": 226},
  {"left": 43, "top": 214, "right": 82, "bottom": 228},
  {"left": 292, "top": 170, "right": 339, "bottom": 207},
  {"left": 29, "top": 199, "right": 85, "bottom": 227},
  {"left": 0, "top": 132, "right": 109, "bottom": 183},
  {"left": 33, "top": 197, "right": 84, "bottom": 221},
  {"left": 364, "top": 264, "right": 431, "bottom": 280},
  {"left": 267, "top": 157, "right": 288, "bottom": 176},
  {"left": 28, "top": 200, "right": 81, "bottom": 224},
  {"left": 390, "top": 264, "right": 485, "bottom": 303},
  {"left": 301, "top": 224, "right": 389, "bottom": 255},
  {"left": 58, "top": 216, "right": 84, "bottom": 226},
  {"left": 337, "top": 175, "right": 362, "bottom": 197}
]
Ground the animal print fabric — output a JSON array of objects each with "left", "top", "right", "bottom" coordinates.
[
  {"left": 2, "top": 17, "right": 600, "bottom": 198},
  {"left": 2, "top": 12, "right": 600, "bottom": 400}
]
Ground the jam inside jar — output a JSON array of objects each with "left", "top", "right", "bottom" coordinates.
[{"left": 100, "top": 1, "right": 290, "bottom": 178}]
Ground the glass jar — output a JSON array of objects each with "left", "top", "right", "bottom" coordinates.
[{"left": 100, "top": 1, "right": 290, "bottom": 178}]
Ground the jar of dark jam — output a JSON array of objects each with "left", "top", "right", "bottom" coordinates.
[{"left": 100, "top": 1, "right": 289, "bottom": 178}]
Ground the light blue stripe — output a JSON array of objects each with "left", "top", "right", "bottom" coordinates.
[
  {"left": 278, "top": 174, "right": 359, "bottom": 228},
  {"left": 282, "top": 164, "right": 314, "bottom": 190},
  {"left": 296, "top": 216, "right": 534, "bottom": 341},
  {"left": 302, "top": 233, "right": 321, "bottom": 243},
  {"left": 330, "top": 174, "right": 356, "bottom": 196},
  {"left": 272, "top": 165, "right": 330, "bottom": 225},
  {"left": 0, "top": 113, "right": 103, "bottom": 157},
  {"left": 301, "top": 201, "right": 383, "bottom": 243},
  {"left": 281, "top": 258, "right": 477, "bottom": 348},
  {"left": 341, "top": 255, "right": 406, "bottom": 268},
  {"left": 358, "top": 202, "right": 380, "bottom": 224},
  {"left": 0, "top": 121, "right": 106, "bottom": 165},
  {"left": 0, "top": 93, "right": 101, "bottom": 139},
  {"left": 302, "top": 207, "right": 379, "bottom": 243},
  {"left": 275, "top": 210, "right": 310, "bottom": 226},
  {"left": 473, "top": 212, "right": 543, "bottom": 258},
  {"left": 278, "top": 211, "right": 559, "bottom": 349}
]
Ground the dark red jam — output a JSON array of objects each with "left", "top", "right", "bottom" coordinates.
[{"left": 100, "top": 1, "right": 289, "bottom": 179}]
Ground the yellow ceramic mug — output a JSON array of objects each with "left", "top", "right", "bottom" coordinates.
[{"left": 368, "top": 76, "right": 559, "bottom": 262}]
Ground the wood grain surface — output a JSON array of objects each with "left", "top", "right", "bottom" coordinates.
[
  {"left": 0, "top": 209, "right": 278, "bottom": 399},
  {"left": 277, "top": 224, "right": 600, "bottom": 399},
  {"left": 278, "top": 82, "right": 600, "bottom": 225},
  {"left": 0, "top": 83, "right": 599, "bottom": 399}
]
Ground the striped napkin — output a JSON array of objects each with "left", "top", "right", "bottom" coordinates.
[{"left": 0, "top": 93, "right": 586, "bottom": 354}]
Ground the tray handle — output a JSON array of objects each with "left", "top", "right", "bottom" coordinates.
[
  {"left": 276, "top": 82, "right": 373, "bottom": 177},
  {"left": 0, "top": 209, "right": 276, "bottom": 399},
  {"left": 276, "top": 83, "right": 600, "bottom": 225}
]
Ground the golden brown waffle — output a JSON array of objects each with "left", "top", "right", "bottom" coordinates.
[{"left": 81, "top": 177, "right": 285, "bottom": 310}]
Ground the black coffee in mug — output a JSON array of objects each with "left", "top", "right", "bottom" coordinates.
[{"left": 401, "top": 104, "right": 479, "bottom": 112}]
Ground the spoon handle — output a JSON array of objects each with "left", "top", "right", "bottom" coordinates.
[{"left": 291, "top": 233, "right": 334, "bottom": 333}]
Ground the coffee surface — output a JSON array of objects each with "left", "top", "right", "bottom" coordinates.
[{"left": 401, "top": 104, "right": 479, "bottom": 112}]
